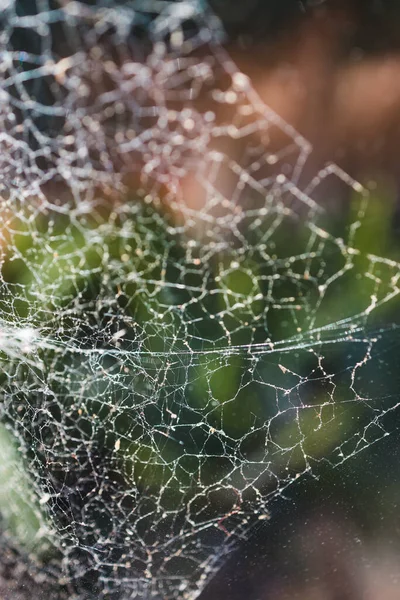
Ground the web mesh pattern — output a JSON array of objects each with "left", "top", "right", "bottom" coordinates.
[{"left": 0, "top": 1, "right": 400, "bottom": 599}]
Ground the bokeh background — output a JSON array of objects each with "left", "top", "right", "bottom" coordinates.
[
  {"left": 204, "top": 2, "right": 400, "bottom": 599},
  {"left": 2, "top": 2, "right": 400, "bottom": 600}
]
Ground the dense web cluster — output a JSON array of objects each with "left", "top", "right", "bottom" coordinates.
[{"left": 0, "top": 1, "right": 400, "bottom": 599}]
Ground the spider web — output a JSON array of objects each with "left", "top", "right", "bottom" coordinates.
[{"left": 0, "top": 1, "right": 399, "bottom": 599}]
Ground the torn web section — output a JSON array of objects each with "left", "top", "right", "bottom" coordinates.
[{"left": 0, "top": 3, "right": 399, "bottom": 600}]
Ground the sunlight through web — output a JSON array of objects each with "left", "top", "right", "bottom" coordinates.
[{"left": 0, "top": 2, "right": 399, "bottom": 599}]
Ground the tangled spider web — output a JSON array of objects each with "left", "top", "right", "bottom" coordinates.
[{"left": 0, "top": 1, "right": 400, "bottom": 599}]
